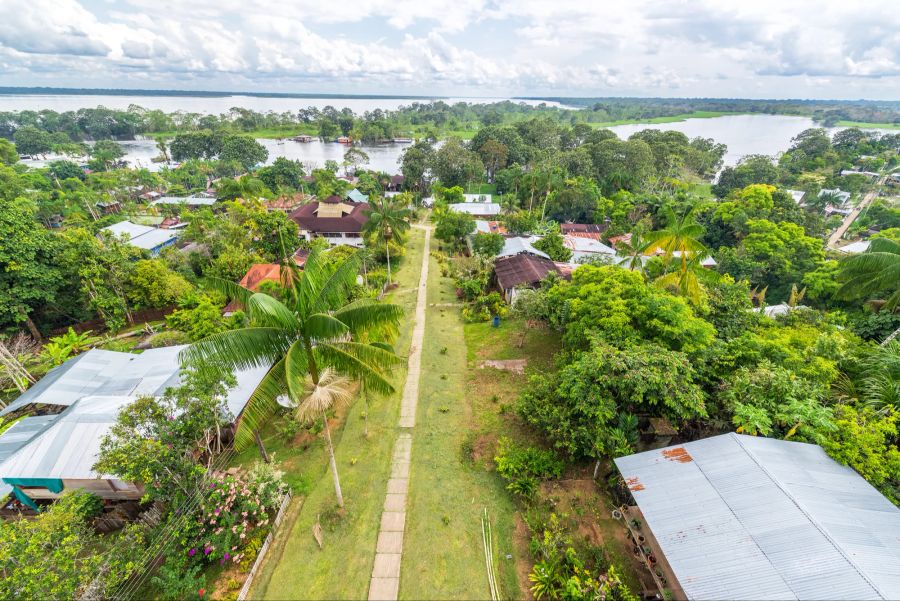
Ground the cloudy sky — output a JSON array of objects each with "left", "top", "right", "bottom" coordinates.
[{"left": 1, "top": 0, "right": 899, "bottom": 99}]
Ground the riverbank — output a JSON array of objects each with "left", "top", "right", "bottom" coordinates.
[
  {"left": 588, "top": 110, "right": 747, "bottom": 128},
  {"left": 834, "top": 120, "right": 900, "bottom": 130}
]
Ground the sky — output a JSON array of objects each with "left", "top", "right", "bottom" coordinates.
[{"left": 1, "top": 0, "right": 899, "bottom": 100}]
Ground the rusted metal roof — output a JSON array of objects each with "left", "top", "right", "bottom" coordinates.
[
  {"left": 494, "top": 253, "right": 560, "bottom": 291},
  {"left": 614, "top": 433, "right": 900, "bottom": 600}
]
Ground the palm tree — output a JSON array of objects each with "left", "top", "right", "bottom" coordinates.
[
  {"left": 837, "top": 237, "right": 900, "bottom": 313},
  {"left": 181, "top": 248, "right": 404, "bottom": 507},
  {"left": 614, "top": 230, "right": 651, "bottom": 273},
  {"left": 363, "top": 196, "right": 412, "bottom": 286},
  {"left": 645, "top": 206, "right": 711, "bottom": 304}
]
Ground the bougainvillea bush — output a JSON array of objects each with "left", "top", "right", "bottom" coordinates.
[{"left": 189, "top": 462, "right": 288, "bottom": 567}]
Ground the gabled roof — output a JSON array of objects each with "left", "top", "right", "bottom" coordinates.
[
  {"left": 151, "top": 196, "right": 217, "bottom": 206},
  {"left": 347, "top": 189, "right": 368, "bottom": 203},
  {"left": 289, "top": 199, "right": 370, "bottom": 233},
  {"left": 449, "top": 202, "right": 501, "bottom": 216},
  {"left": 102, "top": 221, "right": 179, "bottom": 251},
  {"left": 494, "top": 253, "right": 560, "bottom": 290},
  {"left": 615, "top": 433, "right": 900, "bottom": 600}
]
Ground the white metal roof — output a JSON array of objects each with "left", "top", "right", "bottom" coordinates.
[
  {"left": 615, "top": 433, "right": 900, "bottom": 600},
  {"left": 497, "top": 236, "right": 549, "bottom": 259},
  {"left": 103, "top": 220, "right": 155, "bottom": 239},
  {"left": 102, "top": 220, "right": 179, "bottom": 251},
  {"left": 449, "top": 202, "right": 501, "bottom": 216},
  {"left": 151, "top": 196, "right": 217, "bottom": 206},
  {"left": 563, "top": 235, "right": 616, "bottom": 256},
  {"left": 839, "top": 240, "right": 871, "bottom": 254}
]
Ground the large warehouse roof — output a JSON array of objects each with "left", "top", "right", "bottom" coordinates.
[{"left": 614, "top": 433, "right": 900, "bottom": 600}]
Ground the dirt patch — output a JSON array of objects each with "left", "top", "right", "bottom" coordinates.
[
  {"left": 513, "top": 513, "right": 535, "bottom": 601},
  {"left": 478, "top": 359, "right": 528, "bottom": 374},
  {"left": 471, "top": 433, "right": 498, "bottom": 467}
]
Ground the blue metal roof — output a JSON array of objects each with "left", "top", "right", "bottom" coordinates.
[{"left": 614, "top": 433, "right": 900, "bottom": 600}]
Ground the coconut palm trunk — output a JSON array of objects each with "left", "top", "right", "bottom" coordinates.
[{"left": 321, "top": 411, "right": 344, "bottom": 507}]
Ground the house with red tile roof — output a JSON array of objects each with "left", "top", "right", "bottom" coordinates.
[{"left": 288, "top": 195, "right": 369, "bottom": 247}]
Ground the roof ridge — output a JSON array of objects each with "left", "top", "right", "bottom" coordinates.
[{"left": 729, "top": 433, "right": 886, "bottom": 600}]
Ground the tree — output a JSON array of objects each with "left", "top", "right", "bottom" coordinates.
[
  {"left": 182, "top": 248, "right": 404, "bottom": 507},
  {"left": 343, "top": 147, "right": 370, "bottom": 175},
  {"left": 434, "top": 210, "right": 476, "bottom": 251},
  {"left": 519, "top": 340, "right": 705, "bottom": 462},
  {"left": 712, "top": 154, "right": 779, "bottom": 198},
  {"left": 472, "top": 232, "right": 504, "bottom": 256},
  {"left": 256, "top": 157, "right": 304, "bottom": 191},
  {"left": 431, "top": 138, "right": 484, "bottom": 188},
  {"left": 400, "top": 141, "right": 435, "bottom": 194},
  {"left": 0, "top": 198, "right": 63, "bottom": 338},
  {"left": 0, "top": 490, "right": 103, "bottom": 599},
  {"left": 47, "top": 160, "right": 85, "bottom": 182},
  {"left": 220, "top": 135, "right": 268, "bottom": 171},
  {"left": 614, "top": 230, "right": 651, "bottom": 273},
  {"left": 546, "top": 265, "right": 715, "bottom": 353},
  {"left": 12, "top": 126, "right": 52, "bottom": 155},
  {"left": 89, "top": 140, "right": 125, "bottom": 171},
  {"left": 363, "top": 196, "right": 411, "bottom": 285},
  {"left": 533, "top": 230, "right": 573, "bottom": 262},
  {"left": 837, "top": 237, "right": 900, "bottom": 312},
  {"left": 126, "top": 259, "right": 192, "bottom": 308},
  {"left": 169, "top": 130, "right": 222, "bottom": 161},
  {"left": 0, "top": 138, "right": 16, "bottom": 165}
]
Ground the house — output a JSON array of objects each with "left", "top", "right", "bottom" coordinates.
[
  {"left": 840, "top": 169, "right": 879, "bottom": 178},
  {"left": 101, "top": 221, "right": 179, "bottom": 256},
  {"left": 223, "top": 263, "right": 284, "bottom": 316},
  {"left": 494, "top": 253, "right": 566, "bottom": 303},
  {"left": 449, "top": 202, "right": 501, "bottom": 219},
  {"left": 838, "top": 239, "right": 871, "bottom": 254},
  {"left": 474, "top": 220, "right": 507, "bottom": 235},
  {"left": 614, "top": 433, "right": 900, "bottom": 601},
  {"left": 96, "top": 200, "right": 122, "bottom": 215},
  {"left": 288, "top": 196, "right": 369, "bottom": 247},
  {"left": 560, "top": 223, "right": 607, "bottom": 239},
  {"left": 151, "top": 196, "right": 218, "bottom": 208},
  {"left": 497, "top": 236, "right": 548, "bottom": 259},
  {"left": 139, "top": 190, "right": 161, "bottom": 202},
  {"left": 818, "top": 188, "right": 852, "bottom": 206},
  {"left": 785, "top": 189, "right": 806, "bottom": 205},
  {"left": 386, "top": 175, "right": 405, "bottom": 191},
  {"left": 670, "top": 250, "right": 718, "bottom": 268},
  {"left": 0, "top": 346, "right": 270, "bottom": 508},
  {"left": 564, "top": 235, "right": 616, "bottom": 263},
  {"left": 347, "top": 188, "right": 369, "bottom": 203},
  {"left": 264, "top": 193, "right": 311, "bottom": 213}
]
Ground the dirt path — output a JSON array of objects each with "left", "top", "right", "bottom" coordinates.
[{"left": 827, "top": 175, "right": 886, "bottom": 249}]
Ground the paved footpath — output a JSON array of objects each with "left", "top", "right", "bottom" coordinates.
[{"left": 368, "top": 226, "right": 430, "bottom": 601}]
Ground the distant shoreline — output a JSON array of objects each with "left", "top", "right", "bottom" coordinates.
[{"left": 0, "top": 87, "right": 450, "bottom": 100}]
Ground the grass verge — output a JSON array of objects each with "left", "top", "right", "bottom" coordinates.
[
  {"left": 834, "top": 120, "right": 900, "bottom": 130},
  {"left": 245, "top": 228, "right": 426, "bottom": 600}
]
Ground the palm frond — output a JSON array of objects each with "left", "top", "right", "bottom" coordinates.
[
  {"left": 234, "top": 359, "right": 287, "bottom": 450},
  {"left": 179, "top": 327, "right": 292, "bottom": 371},
  {"left": 295, "top": 368, "right": 353, "bottom": 423},
  {"left": 203, "top": 276, "right": 254, "bottom": 308},
  {"left": 315, "top": 341, "right": 402, "bottom": 396},
  {"left": 332, "top": 300, "right": 404, "bottom": 337},
  {"left": 285, "top": 339, "right": 310, "bottom": 404},
  {"left": 246, "top": 293, "right": 302, "bottom": 331},
  {"left": 306, "top": 313, "right": 351, "bottom": 340},
  {"left": 310, "top": 251, "right": 363, "bottom": 315}
]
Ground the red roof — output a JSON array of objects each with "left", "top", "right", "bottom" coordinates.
[
  {"left": 390, "top": 175, "right": 405, "bottom": 185},
  {"left": 265, "top": 193, "right": 311, "bottom": 211},
  {"left": 239, "top": 264, "right": 282, "bottom": 291},
  {"left": 289, "top": 200, "right": 370, "bottom": 233}
]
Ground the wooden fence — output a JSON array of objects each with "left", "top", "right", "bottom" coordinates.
[{"left": 237, "top": 489, "right": 293, "bottom": 601}]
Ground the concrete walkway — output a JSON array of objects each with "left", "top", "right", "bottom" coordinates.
[{"left": 368, "top": 226, "right": 431, "bottom": 601}]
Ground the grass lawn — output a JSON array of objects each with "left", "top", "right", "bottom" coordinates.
[
  {"left": 834, "top": 120, "right": 900, "bottom": 130},
  {"left": 589, "top": 110, "right": 745, "bottom": 128},
  {"left": 399, "top": 249, "right": 561, "bottom": 599},
  {"left": 245, "top": 228, "right": 426, "bottom": 600}
]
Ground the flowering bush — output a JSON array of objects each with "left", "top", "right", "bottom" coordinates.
[{"left": 191, "top": 462, "right": 287, "bottom": 566}]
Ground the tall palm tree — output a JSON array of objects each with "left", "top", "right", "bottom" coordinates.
[
  {"left": 644, "top": 206, "right": 709, "bottom": 269},
  {"left": 181, "top": 248, "right": 404, "bottom": 507},
  {"left": 653, "top": 253, "right": 717, "bottom": 306},
  {"left": 363, "top": 196, "right": 412, "bottom": 286},
  {"left": 838, "top": 237, "right": 900, "bottom": 313}
]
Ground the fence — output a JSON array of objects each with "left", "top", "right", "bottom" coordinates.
[
  {"left": 50, "top": 306, "right": 176, "bottom": 336},
  {"left": 237, "top": 489, "right": 293, "bottom": 601}
]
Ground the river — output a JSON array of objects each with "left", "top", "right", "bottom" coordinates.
[{"left": 6, "top": 95, "right": 893, "bottom": 174}]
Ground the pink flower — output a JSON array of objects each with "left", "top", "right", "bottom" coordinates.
[{"left": 188, "top": 548, "right": 197, "bottom": 557}]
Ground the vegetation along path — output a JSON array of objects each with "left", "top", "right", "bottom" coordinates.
[{"left": 368, "top": 225, "right": 431, "bottom": 600}]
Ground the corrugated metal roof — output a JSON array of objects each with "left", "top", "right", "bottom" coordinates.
[
  {"left": 614, "top": 433, "right": 900, "bottom": 600},
  {"left": 498, "top": 236, "right": 549, "bottom": 259}
]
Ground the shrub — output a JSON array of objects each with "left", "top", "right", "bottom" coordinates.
[
  {"left": 462, "top": 292, "right": 508, "bottom": 322},
  {"left": 494, "top": 437, "right": 564, "bottom": 499},
  {"left": 148, "top": 330, "right": 191, "bottom": 348}
]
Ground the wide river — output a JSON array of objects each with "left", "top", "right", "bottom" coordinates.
[{"left": 4, "top": 94, "right": 892, "bottom": 174}]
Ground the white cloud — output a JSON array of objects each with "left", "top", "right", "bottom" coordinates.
[{"left": 0, "top": 0, "right": 898, "bottom": 98}]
